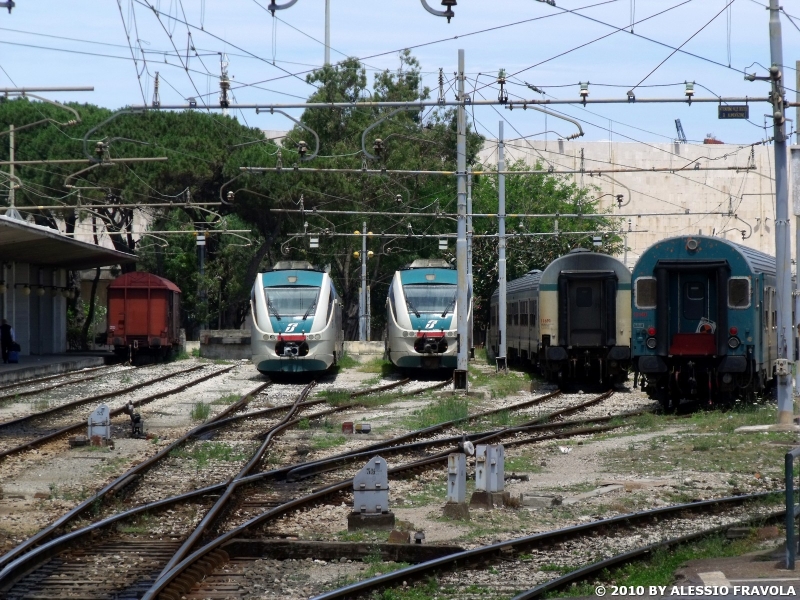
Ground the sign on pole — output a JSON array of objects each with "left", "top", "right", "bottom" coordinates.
[{"left": 718, "top": 105, "right": 749, "bottom": 119}]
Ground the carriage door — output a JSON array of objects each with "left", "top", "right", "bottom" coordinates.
[
  {"left": 680, "top": 274, "right": 715, "bottom": 333},
  {"left": 559, "top": 271, "right": 616, "bottom": 347}
]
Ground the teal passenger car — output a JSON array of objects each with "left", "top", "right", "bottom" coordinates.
[{"left": 631, "top": 235, "right": 776, "bottom": 408}]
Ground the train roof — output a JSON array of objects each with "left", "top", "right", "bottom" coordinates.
[
  {"left": 540, "top": 249, "right": 630, "bottom": 286},
  {"left": 403, "top": 258, "right": 453, "bottom": 270},
  {"left": 269, "top": 260, "right": 323, "bottom": 272},
  {"left": 108, "top": 271, "right": 181, "bottom": 293},
  {"left": 633, "top": 235, "right": 776, "bottom": 277},
  {"left": 398, "top": 266, "right": 458, "bottom": 285},
  {"left": 261, "top": 268, "right": 325, "bottom": 287},
  {"left": 491, "top": 269, "right": 543, "bottom": 299}
]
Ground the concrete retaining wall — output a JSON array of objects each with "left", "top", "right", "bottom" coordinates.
[
  {"left": 343, "top": 341, "right": 384, "bottom": 363},
  {"left": 199, "top": 329, "right": 251, "bottom": 361}
]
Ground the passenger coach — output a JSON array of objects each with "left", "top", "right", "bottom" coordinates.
[
  {"left": 631, "top": 235, "right": 776, "bottom": 407},
  {"left": 250, "top": 261, "right": 343, "bottom": 374},
  {"left": 488, "top": 248, "right": 631, "bottom": 385}
]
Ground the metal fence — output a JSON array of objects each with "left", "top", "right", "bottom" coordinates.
[{"left": 786, "top": 446, "right": 800, "bottom": 569}]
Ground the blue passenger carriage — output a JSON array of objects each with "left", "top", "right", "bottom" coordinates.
[
  {"left": 250, "top": 261, "right": 344, "bottom": 374},
  {"left": 631, "top": 236, "right": 776, "bottom": 407}
]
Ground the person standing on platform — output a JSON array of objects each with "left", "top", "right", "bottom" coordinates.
[{"left": 1, "top": 319, "right": 14, "bottom": 364}]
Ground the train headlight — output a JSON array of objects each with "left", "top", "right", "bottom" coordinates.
[
  {"left": 728, "top": 336, "right": 741, "bottom": 349},
  {"left": 402, "top": 331, "right": 409, "bottom": 337},
  {"left": 446, "top": 331, "right": 457, "bottom": 339},
  {"left": 645, "top": 337, "right": 657, "bottom": 349},
  {"left": 270, "top": 334, "right": 277, "bottom": 341},
  {"left": 314, "top": 334, "right": 321, "bottom": 340}
]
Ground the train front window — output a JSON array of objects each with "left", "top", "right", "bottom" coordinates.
[
  {"left": 264, "top": 286, "right": 320, "bottom": 317},
  {"left": 403, "top": 284, "right": 457, "bottom": 314}
]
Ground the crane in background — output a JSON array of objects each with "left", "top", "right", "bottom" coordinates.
[{"left": 675, "top": 119, "right": 687, "bottom": 143}]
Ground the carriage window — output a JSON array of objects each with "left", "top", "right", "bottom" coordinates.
[
  {"left": 576, "top": 287, "right": 593, "bottom": 308},
  {"left": 686, "top": 283, "right": 704, "bottom": 300},
  {"left": 728, "top": 277, "right": 750, "bottom": 309},
  {"left": 507, "top": 303, "right": 513, "bottom": 325},
  {"left": 531, "top": 301, "right": 537, "bottom": 325},
  {"left": 635, "top": 277, "right": 657, "bottom": 309},
  {"left": 491, "top": 306, "right": 497, "bottom": 327},
  {"left": 513, "top": 302, "right": 519, "bottom": 326},
  {"left": 520, "top": 301, "right": 528, "bottom": 326}
]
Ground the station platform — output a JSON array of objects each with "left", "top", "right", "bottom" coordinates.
[{"left": 0, "top": 353, "right": 114, "bottom": 385}]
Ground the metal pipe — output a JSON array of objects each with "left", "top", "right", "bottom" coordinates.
[
  {"left": 0, "top": 86, "right": 93, "bottom": 93},
  {"left": 359, "top": 222, "right": 366, "bottom": 342},
  {"left": 466, "top": 166, "right": 473, "bottom": 356},
  {"left": 795, "top": 60, "right": 800, "bottom": 396},
  {"left": 455, "top": 49, "right": 468, "bottom": 389},
  {"left": 0, "top": 157, "right": 168, "bottom": 166},
  {"left": 0, "top": 202, "right": 223, "bottom": 211},
  {"left": 324, "top": 0, "right": 330, "bottom": 66},
  {"left": 498, "top": 121, "right": 507, "bottom": 366},
  {"left": 134, "top": 96, "right": 770, "bottom": 111},
  {"left": 241, "top": 165, "right": 753, "bottom": 176},
  {"left": 769, "top": 0, "right": 795, "bottom": 425}
]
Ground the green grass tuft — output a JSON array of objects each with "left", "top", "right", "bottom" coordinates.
[
  {"left": 311, "top": 434, "right": 347, "bottom": 450},
  {"left": 211, "top": 393, "right": 240, "bottom": 405},
  {"left": 190, "top": 402, "right": 211, "bottom": 421},
  {"left": 358, "top": 357, "right": 395, "bottom": 376},
  {"left": 406, "top": 396, "right": 469, "bottom": 429},
  {"left": 335, "top": 353, "right": 360, "bottom": 369}
]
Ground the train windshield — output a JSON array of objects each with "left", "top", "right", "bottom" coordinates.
[
  {"left": 403, "top": 284, "right": 457, "bottom": 313},
  {"left": 264, "top": 286, "right": 320, "bottom": 317}
]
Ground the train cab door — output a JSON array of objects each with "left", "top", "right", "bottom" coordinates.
[{"left": 667, "top": 271, "right": 719, "bottom": 355}]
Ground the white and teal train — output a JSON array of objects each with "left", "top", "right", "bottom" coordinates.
[
  {"left": 250, "top": 261, "right": 344, "bottom": 374},
  {"left": 385, "top": 259, "right": 464, "bottom": 370},
  {"left": 487, "top": 249, "right": 632, "bottom": 385}
]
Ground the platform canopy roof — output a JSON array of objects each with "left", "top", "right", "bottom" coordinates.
[{"left": 0, "top": 215, "right": 137, "bottom": 269}]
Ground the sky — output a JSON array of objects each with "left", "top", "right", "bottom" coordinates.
[{"left": 0, "top": 0, "right": 799, "bottom": 148}]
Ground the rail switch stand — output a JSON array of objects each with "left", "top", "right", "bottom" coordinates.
[
  {"left": 87, "top": 404, "right": 112, "bottom": 447},
  {"left": 470, "top": 444, "right": 507, "bottom": 509},
  {"left": 348, "top": 456, "right": 395, "bottom": 531},
  {"left": 123, "top": 401, "right": 145, "bottom": 438},
  {"left": 443, "top": 452, "right": 470, "bottom": 520}
]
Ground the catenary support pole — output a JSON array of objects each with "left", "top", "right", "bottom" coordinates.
[
  {"left": 454, "top": 49, "right": 468, "bottom": 391},
  {"left": 467, "top": 166, "right": 474, "bottom": 358},
  {"left": 768, "top": 0, "right": 794, "bottom": 424},
  {"left": 7, "top": 124, "right": 14, "bottom": 211},
  {"left": 324, "top": 0, "right": 331, "bottom": 66},
  {"left": 795, "top": 59, "right": 800, "bottom": 395},
  {"left": 498, "top": 120, "right": 507, "bottom": 371},
  {"left": 359, "top": 221, "right": 366, "bottom": 342}
]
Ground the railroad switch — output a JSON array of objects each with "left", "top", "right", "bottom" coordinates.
[
  {"left": 442, "top": 453, "right": 470, "bottom": 520},
  {"left": 123, "top": 401, "right": 146, "bottom": 438},
  {"left": 470, "top": 444, "right": 508, "bottom": 509}
]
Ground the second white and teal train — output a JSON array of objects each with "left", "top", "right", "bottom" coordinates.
[
  {"left": 385, "top": 259, "right": 465, "bottom": 370},
  {"left": 250, "top": 261, "right": 344, "bottom": 374}
]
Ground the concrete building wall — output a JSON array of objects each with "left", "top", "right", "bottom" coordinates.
[{"left": 477, "top": 139, "right": 782, "bottom": 270}]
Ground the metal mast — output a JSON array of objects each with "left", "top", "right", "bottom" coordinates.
[
  {"left": 359, "top": 222, "right": 367, "bottom": 342},
  {"left": 497, "top": 120, "right": 507, "bottom": 370},
  {"left": 767, "top": 0, "right": 793, "bottom": 424},
  {"left": 467, "top": 166, "right": 474, "bottom": 358},
  {"left": 324, "top": 0, "right": 331, "bottom": 66},
  {"left": 219, "top": 54, "right": 231, "bottom": 116},
  {"left": 454, "top": 49, "right": 468, "bottom": 390},
  {"left": 795, "top": 60, "right": 800, "bottom": 395}
]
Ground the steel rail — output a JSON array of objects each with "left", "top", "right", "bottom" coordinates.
[
  {"left": 0, "top": 365, "right": 232, "bottom": 461},
  {"left": 0, "top": 365, "right": 110, "bottom": 393},
  {"left": 1, "top": 393, "right": 626, "bottom": 595},
  {"left": 0, "top": 375, "right": 263, "bottom": 574},
  {"left": 156, "top": 381, "right": 316, "bottom": 579},
  {"left": 0, "top": 371, "right": 106, "bottom": 401},
  {"left": 350, "top": 377, "right": 410, "bottom": 397},
  {"left": 285, "top": 388, "right": 613, "bottom": 481},
  {"left": 313, "top": 491, "right": 786, "bottom": 600},
  {"left": 145, "top": 390, "right": 618, "bottom": 599},
  {"left": 0, "top": 364, "right": 205, "bottom": 429},
  {"left": 511, "top": 511, "right": 787, "bottom": 600}
]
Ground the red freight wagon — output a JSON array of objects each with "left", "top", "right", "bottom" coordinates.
[{"left": 107, "top": 272, "right": 181, "bottom": 357}]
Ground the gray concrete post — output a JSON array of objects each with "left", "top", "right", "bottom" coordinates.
[
  {"left": 498, "top": 121, "right": 507, "bottom": 368},
  {"left": 455, "top": 49, "right": 469, "bottom": 389},
  {"left": 768, "top": 0, "right": 794, "bottom": 424}
]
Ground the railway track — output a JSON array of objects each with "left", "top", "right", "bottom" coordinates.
[
  {"left": 0, "top": 384, "right": 636, "bottom": 599},
  {"left": 0, "top": 364, "right": 232, "bottom": 460},
  {"left": 314, "top": 492, "right": 784, "bottom": 600},
  {"left": 0, "top": 365, "right": 119, "bottom": 399}
]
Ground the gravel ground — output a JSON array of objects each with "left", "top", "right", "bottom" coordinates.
[{"left": 1, "top": 359, "right": 794, "bottom": 600}]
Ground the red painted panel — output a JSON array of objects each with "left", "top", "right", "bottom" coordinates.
[
  {"left": 669, "top": 333, "right": 716, "bottom": 356},
  {"left": 416, "top": 332, "right": 445, "bottom": 338},
  {"left": 279, "top": 334, "right": 306, "bottom": 341}
]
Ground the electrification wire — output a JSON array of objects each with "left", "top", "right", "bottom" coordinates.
[
  {"left": 473, "top": 0, "right": 694, "bottom": 95},
  {"left": 628, "top": 0, "right": 735, "bottom": 95},
  {"left": 530, "top": 0, "right": 799, "bottom": 94},
  {"left": 134, "top": 0, "right": 319, "bottom": 92},
  {"left": 116, "top": 0, "right": 148, "bottom": 106}
]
